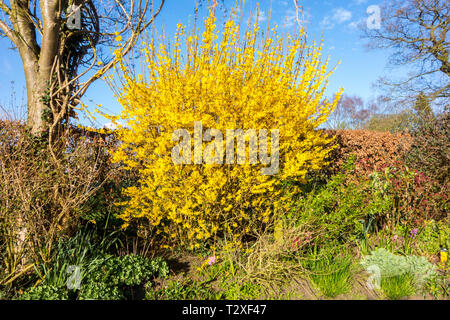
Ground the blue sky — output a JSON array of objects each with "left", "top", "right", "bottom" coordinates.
[{"left": 0, "top": 0, "right": 401, "bottom": 126}]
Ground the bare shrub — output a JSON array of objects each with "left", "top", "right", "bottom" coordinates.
[{"left": 0, "top": 121, "right": 117, "bottom": 285}]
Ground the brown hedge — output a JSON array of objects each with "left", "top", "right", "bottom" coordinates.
[{"left": 323, "top": 129, "right": 413, "bottom": 175}]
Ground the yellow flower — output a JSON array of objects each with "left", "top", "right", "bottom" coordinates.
[{"left": 102, "top": 4, "right": 341, "bottom": 249}]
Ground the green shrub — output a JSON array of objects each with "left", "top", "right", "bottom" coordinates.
[
  {"left": 291, "top": 159, "right": 393, "bottom": 252},
  {"left": 360, "top": 248, "right": 437, "bottom": 288},
  {"left": 417, "top": 220, "right": 449, "bottom": 257},
  {"left": 425, "top": 274, "right": 449, "bottom": 299},
  {"left": 406, "top": 111, "right": 449, "bottom": 185}
]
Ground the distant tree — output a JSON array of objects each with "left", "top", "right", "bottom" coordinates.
[
  {"left": 364, "top": 92, "right": 437, "bottom": 132},
  {"left": 327, "top": 94, "right": 377, "bottom": 129},
  {"left": 364, "top": 111, "right": 414, "bottom": 133},
  {"left": 413, "top": 92, "right": 434, "bottom": 122},
  {"left": 406, "top": 109, "right": 449, "bottom": 184},
  {"left": 0, "top": 0, "right": 165, "bottom": 137},
  {"left": 363, "top": 0, "right": 449, "bottom": 106}
]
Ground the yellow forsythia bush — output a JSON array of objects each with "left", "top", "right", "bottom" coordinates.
[{"left": 105, "top": 7, "right": 342, "bottom": 249}]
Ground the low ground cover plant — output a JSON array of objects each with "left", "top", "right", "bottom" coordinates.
[{"left": 12, "top": 225, "right": 168, "bottom": 300}]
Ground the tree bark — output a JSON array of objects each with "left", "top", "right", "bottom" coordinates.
[{"left": 10, "top": 0, "right": 61, "bottom": 134}]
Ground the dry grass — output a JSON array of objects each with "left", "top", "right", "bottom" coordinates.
[{"left": 231, "top": 220, "right": 315, "bottom": 291}]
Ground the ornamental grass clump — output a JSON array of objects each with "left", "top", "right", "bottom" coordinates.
[{"left": 103, "top": 6, "right": 342, "bottom": 249}]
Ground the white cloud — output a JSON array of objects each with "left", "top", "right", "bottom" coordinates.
[
  {"left": 320, "top": 8, "right": 353, "bottom": 29},
  {"left": 334, "top": 8, "right": 353, "bottom": 23},
  {"left": 348, "top": 18, "right": 365, "bottom": 29},
  {"left": 348, "top": 21, "right": 358, "bottom": 29},
  {"left": 257, "top": 10, "right": 267, "bottom": 23},
  {"left": 251, "top": 9, "right": 267, "bottom": 24},
  {"left": 284, "top": 8, "right": 297, "bottom": 28},
  {"left": 283, "top": 8, "right": 311, "bottom": 28}
]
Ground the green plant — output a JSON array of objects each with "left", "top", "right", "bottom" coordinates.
[
  {"left": 360, "top": 248, "right": 437, "bottom": 291},
  {"left": 19, "top": 225, "right": 168, "bottom": 300},
  {"left": 416, "top": 219, "right": 449, "bottom": 257},
  {"left": 304, "top": 251, "right": 353, "bottom": 298},
  {"left": 78, "top": 282, "right": 124, "bottom": 300},
  {"left": 424, "top": 274, "right": 449, "bottom": 299},
  {"left": 20, "top": 253, "right": 168, "bottom": 300},
  {"left": 33, "top": 225, "right": 122, "bottom": 289},
  {"left": 406, "top": 110, "right": 449, "bottom": 185},
  {"left": 292, "top": 159, "right": 393, "bottom": 253},
  {"left": 0, "top": 288, "right": 5, "bottom": 300},
  {"left": 146, "top": 279, "right": 222, "bottom": 300},
  {"left": 19, "top": 285, "right": 68, "bottom": 300},
  {"left": 380, "top": 273, "right": 416, "bottom": 300},
  {"left": 83, "top": 254, "right": 169, "bottom": 287},
  {"left": 223, "top": 281, "right": 262, "bottom": 300}
]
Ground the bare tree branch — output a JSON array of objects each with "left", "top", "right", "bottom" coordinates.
[
  {"left": 363, "top": 0, "right": 449, "bottom": 106},
  {"left": 0, "top": 0, "right": 165, "bottom": 136}
]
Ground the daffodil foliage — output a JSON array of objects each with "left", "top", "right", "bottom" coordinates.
[{"left": 105, "top": 8, "right": 342, "bottom": 249}]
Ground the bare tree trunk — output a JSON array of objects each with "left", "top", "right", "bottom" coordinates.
[
  {"left": 26, "top": 0, "right": 61, "bottom": 134},
  {"left": 26, "top": 72, "right": 49, "bottom": 135},
  {"left": 9, "top": 0, "right": 47, "bottom": 134}
]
